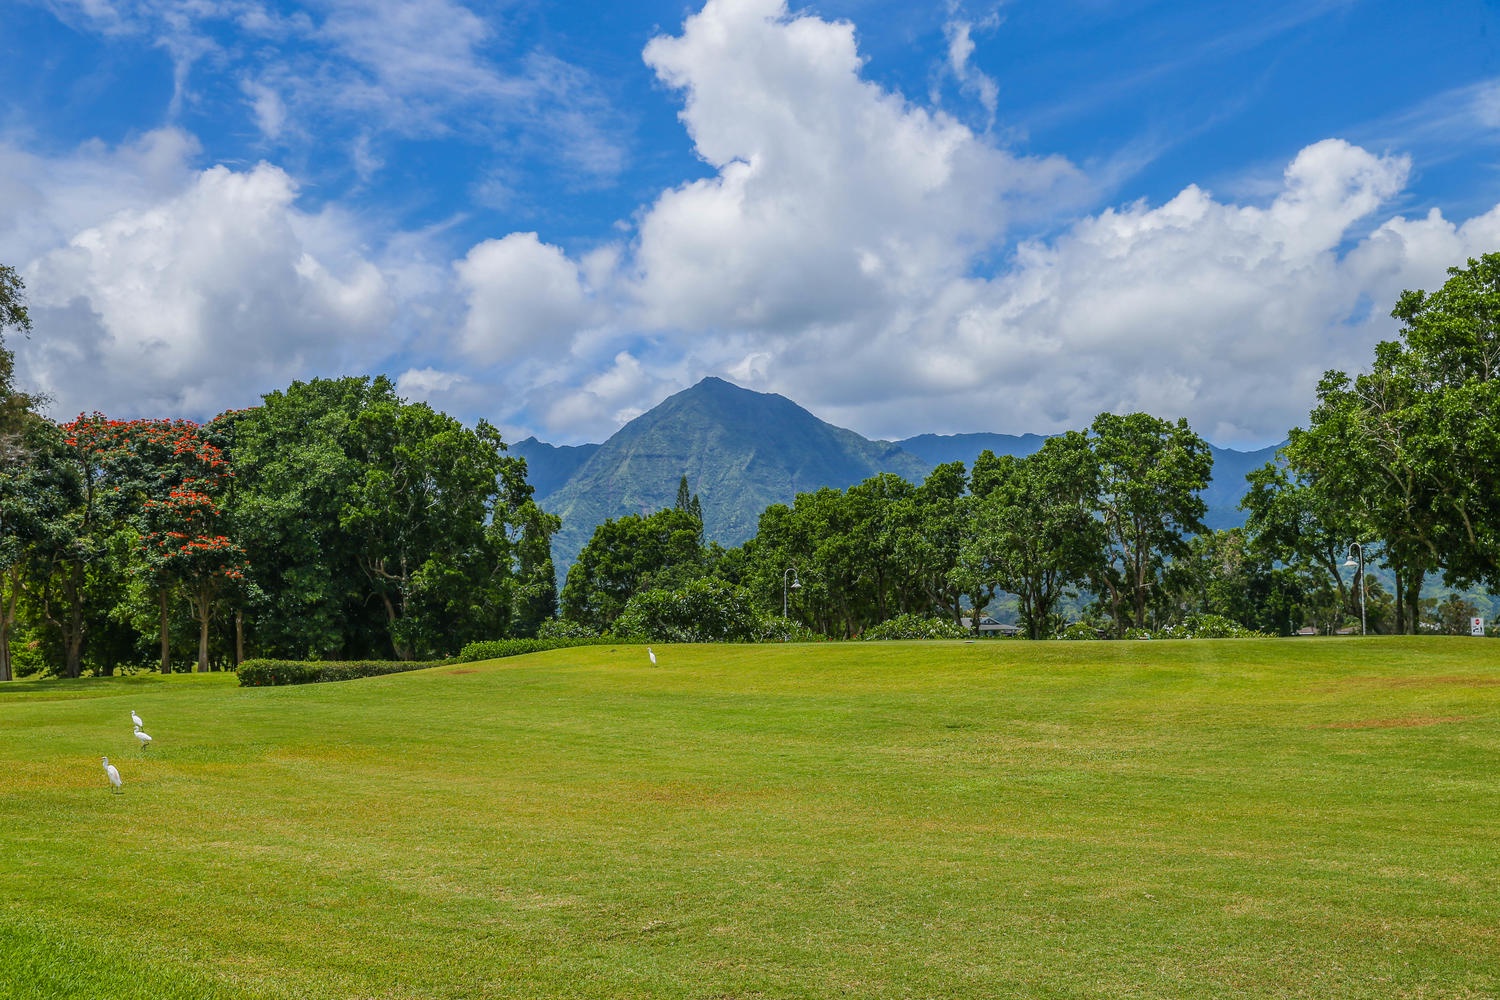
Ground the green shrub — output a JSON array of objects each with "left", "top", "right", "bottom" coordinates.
[
  {"left": 536, "top": 618, "right": 600, "bottom": 640},
  {"left": 1160, "top": 614, "right": 1271, "bottom": 639},
  {"left": 759, "top": 615, "right": 825, "bottom": 642},
  {"left": 1056, "top": 622, "right": 1104, "bottom": 640},
  {"left": 611, "top": 579, "right": 769, "bottom": 643},
  {"left": 862, "top": 614, "right": 969, "bottom": 640},
  {"left": 236, "top": 659, "right": 444, "bottom": 686},
  {"left": 452, "top": 637, "right": 605, "bottom": 663}
]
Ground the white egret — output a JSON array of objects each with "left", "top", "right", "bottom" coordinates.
[
  {"left": 102, "top": 756, "right": 121, "bottom": 793},
  {"left": 134, "top": 726, "right": 152, "bottom": 750},
  {"left": 130, "top": 710, "right": 143, "bottom": 729},
  {"left": 647, "top": 647, "right": 657, "bottom": 665}
]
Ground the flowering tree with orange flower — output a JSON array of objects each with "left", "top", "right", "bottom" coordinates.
[
  {"left": 60, "top": 414, "right": 245, "bottom": 672},
  {"left": 140, "top": 480, "right": 247, "bottom": 672}
]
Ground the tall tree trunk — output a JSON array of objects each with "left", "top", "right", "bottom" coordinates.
[
  {"left": 159, "top": 586, "right": 172, "bottom": 673},
  {"left": 0, "top": 566, "right": 16, "bottom": 682},
  {"left": 1391, "top": 557, "right": 1406, "bottom": 634},
  {"left": 234, "top": 609, "right": 244, "bottom": 667},
  {"left": 1103, "top": 578, "right": 1124, "bottom": 639},
  {"left": 1133, "top": 558, "right": 1150, "bottom": 635},
  {"left": 63, "top": 562, "right": 84, "bottom": 679},
  {"left": 379, "top": 591, "right": 407, "bottom": 659},
  {"left": 189, "top": 580, "right": 214, "bottom": 672},
  {"left": 1406, "top": 567, "right": 1425, "bottom": 635},
  {"left": 197, "top": 613, "right": 210, "bottom": 672},
  {"left": 0, "top": 604, "right": 9, "bottom": 682}
]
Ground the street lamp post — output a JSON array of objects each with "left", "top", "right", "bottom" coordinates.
[
  {"left": 782, "top": 566, "right": 801, "bottom": 618},
  {"left": 1343, "top": 543, "right": 1367, "bottom": 636}
]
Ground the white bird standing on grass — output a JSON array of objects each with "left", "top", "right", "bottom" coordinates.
[
  {"left": 130, "top": 710, "right": 143, "bottom": 729},
  {"left": 102, "top": 757, "right": 121, "bottom": 793},
  {"left": 134, "top": 726, "right": 152, "bottom": 750},
  {"left": 647, "top": 647, "right": 657, "bottom": 665}
]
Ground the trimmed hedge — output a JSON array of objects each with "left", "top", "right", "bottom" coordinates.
[
  {"left": 238, "top": 638, "right": 616, "bottom": 684},
  {"left": 237, "top": 659, "right": 445, "bottom": 687},
  {"left": 452, "top": 637, "right": 606, "bottom": 663}
]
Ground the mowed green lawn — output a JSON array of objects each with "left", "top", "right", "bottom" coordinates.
[{"left": 2, "top": 639, "right": 1497, "bottom": 1000}]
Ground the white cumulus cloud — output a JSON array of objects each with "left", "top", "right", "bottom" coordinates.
[
  {"left": 485, "top": 6, "right": 1500, "bottom": 447},
  {"left": 775, "top": 139, "right": 1486, "bottom": 446},
  {"left": 16, "top": 0, "right": 1500, "bottom": 453},
  {"left": 629, "top": 0, "right": 1082, "bottom": 334},
  {"left": 456, "top": 233, "right": 592, "bottom": 366},
  {"left": 9, "top": 141, "right": 395, "bottom": 418}
]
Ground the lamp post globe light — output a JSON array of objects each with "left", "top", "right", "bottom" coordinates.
[
  {"left": 782, "top": 566, "right": 801, "bottom": 618},
  {"left": 1342, "top": 542, "right": 1367, "bottom": 636}
]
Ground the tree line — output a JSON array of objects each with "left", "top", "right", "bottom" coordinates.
[
  {"left": 560, "top": 414, "right": 1244, "bottom": 640},
  {"left": 0, "top": 275, "right": 558, "bottom": 678},
  {"left": 1240, "top": 253, "right": 1500, "bottom": 635},
  {"left": 4, "top": 254, "right": 1498, "bottom": 675},
  {"left": 560, "top": 256, "right": 1500, "bottom": 641}
]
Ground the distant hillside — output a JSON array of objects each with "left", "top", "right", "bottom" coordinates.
[
  {"left": 523, "top": 378, "right": 1285, "bottom": 579},
  {"left": 1201, "top": 443, "right": 1282, "bottom": 530},
  {"left": 897, "top": 432, "right": 1282, "bottom": 531},
  {"left": 895, "top": 432, "right": 1049, "bottom": 466},
  {"left": 512, "top": 438, "right": 599, "bottom": 499},
  {"left": 539, "top": 377, "right": 931, "bottom": 574}
]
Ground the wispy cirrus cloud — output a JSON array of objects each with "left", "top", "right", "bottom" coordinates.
[
  {"left": 936, "top": 2, "right": 1001, "bottom": 128},
  {"left": 1018, "top": 0, "right": 1358, "bottom": 135},
  {"left": 40, "top": 0, "right": 629, "bottom": 185},
  {"left": 1352, "top": 76, "right": 1500, "bottom": 162}
]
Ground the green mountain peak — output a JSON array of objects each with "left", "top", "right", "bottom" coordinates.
[{"left": 541, "top": 378, "right": 929, "bottom": 574}]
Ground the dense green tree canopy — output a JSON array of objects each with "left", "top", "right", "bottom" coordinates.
[
  {"left": 0, "top": 418, "right": 82, "bottom": 679},
  {"left": 1259, "top": 254, "right": 1500, "bottom": 633},
  {"left": 1087, "top": 412, "right": 1212, "bottom": 637},
  {"left": 225, "top": 376, "right": 534, "bottom": 660},
  {"left": 1, "top": 365, "right": 555, "bottom": 676},
  {"left": 560, "top": 505, "right": 706, "bottom": 632},
  {"left": 612, "top": 577, "right": 768, "bottom": 643},
  {"left": 958, "top": 434, "right": 1100, "bottom": 639}
]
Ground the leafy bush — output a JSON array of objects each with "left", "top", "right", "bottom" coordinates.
[
  {"left": 1056, "top": 622, "right": 1104, "bottom": 640},
  {"left": 237, "top": 659, "right": 444, "bottom": 686},
  {"left": 452, "top": 638, "right": 605, "bottom": 663},
  {"left": 536, "top": 618, "right": 600, "bottom": 640},
  {"left": 862, "top": 614, "right": 969, "bottom": 640},
  {"left": 611, "top": 578, "right": 767, "bottom": 643},
  {"left": 1159, "top": 614, "right": 1271, "bottom": 639},
  {"left": 759, "top": 615, "right": 825, "bottom": 642},
  {"left": 1124, "top": 627, "right": 1155, "bottom": 640}
]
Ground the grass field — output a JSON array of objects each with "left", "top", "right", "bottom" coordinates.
[{"left": 2, "top": 638, "right": 1497, "bottom": 999}]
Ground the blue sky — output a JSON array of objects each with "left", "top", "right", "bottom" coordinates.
[{"left": 3, "top": 0, "right": 1500, "bottom": 447}]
